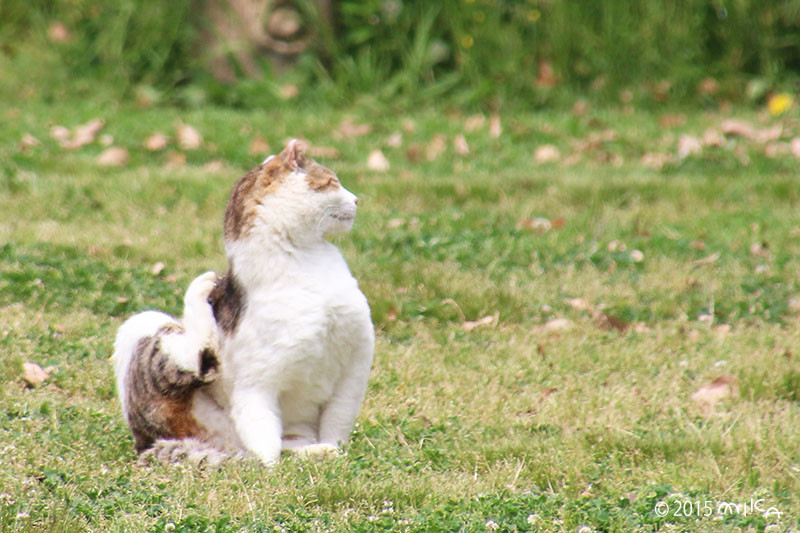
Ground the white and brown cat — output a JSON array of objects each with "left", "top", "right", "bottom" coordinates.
[{"left": 112, "top": 140, "right": 375, "bottom": 465}]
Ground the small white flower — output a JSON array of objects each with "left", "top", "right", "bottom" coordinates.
[{"left": 485, "top": 519, "right": 499, "bottom": 531}]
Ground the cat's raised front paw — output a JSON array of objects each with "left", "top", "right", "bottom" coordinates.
[{"left": 186, "top": 271, "right": 218, "bottom": 306}]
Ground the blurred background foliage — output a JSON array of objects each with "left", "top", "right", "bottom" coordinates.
[{"left": 0, "top": 0, "right": 799, "bottom": 109}]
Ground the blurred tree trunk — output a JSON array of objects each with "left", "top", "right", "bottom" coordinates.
[{"left": 201, "top": 0, "right": 332, "bottom": 81}]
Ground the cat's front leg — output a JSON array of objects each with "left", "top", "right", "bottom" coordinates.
[
  {"left": 230, "top": 387, "right": 283, "bottom": 465},
  {"left": 317, "top": 345, "right": 374, "bottom": 449},
  {"left": 170, "top": 271, "right": 220, "bottom": 378}
]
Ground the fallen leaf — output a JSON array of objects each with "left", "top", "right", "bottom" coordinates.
[
  {"left": 641, "top": 152, "right": 671, "bottom": 170},
  {"left": 50, "top": 125, "right": 70, "bottom": 143},
  {"left": 426, "top": 134, "right": 447, "bottom": 161},
  {"left": 22, "top": 362, "right": 49, "bottom": 388},
  {"left": 165, "top": 151, "right": 186, "bottom": 169},
  {"left": 540, "top": 318, "right": 572, "bottom": 332},
  {"left": 692, "top": 252, "right": 720, "bottom": 266},
  {"left": 764, "top": 142, "right": 790, "bottom": 158},
  {"left": 489, "top": 113, "right": 502, "bottom": 138},
  {"left": 401, "top": 119, "right": 416, "bottom": 133},
  {"left": 516, "top": 217, "right": 551, "bottom": 233},
  {"left": 116, "top": 297, "right": 130, "bottom": 304},
  {"left": 453, "top": 134, "right": 469, "bottom": 156},
  {"left": 145, "top": 132, "right": 169, "bottom": 151},
  {"left": 697, "top": 77, "right": 719, "bottom": 95},
  {"left": 462, "top": 312, "right": 499, "bottom": 332},
  {"left": 595, "top": 312, "right": 630, "bottom": 333},
  {"left": 464, "top": 114, "right": 485, "bottom": 133},
  {"left": 337, "top": 118, "right": 371, "bottom": 139},
  {"left": 47, "top": 22, "right": 70, "bottom": 43},
  {"left": 720, "top": 119, "right": 756, "bottom": 140},
  {"left": 791, "top": 138, "right": 800, "bottom": 159},
  {"left": 534, "top": 144, "right": 561, "bottom": 163},
  {"left": 64, "top": 118, "right": 105, "bottom": 149},
  {"left": 566, "top": 298, "right": 595, "bottom": 312},
  {"left": 308, "top": 145, "right": 341, "bottom": 159},
  {"left": 550, "top": 217, "right": 566, "bottom": 229},
  {"left": 572, "top": 100, "right": 589, "bottom": 116},
  {"left": 386, "top": 132, "right": 403, "bottom": 148},
  {"left": 20, "top": 134, "right": 41, "bottom": 151},
  {"left": 701, "top": 128, "right": 724, "bottom": 147},
  {"left": 248, "top": 135, "right": 270, "bottom": 157},
  {"left": 99, "top": 134, "right": 114, "bottom": 147},
  {"left": 405, "top": 144, "right": 423, "bottom": 163},
  {"left": 151, "top": 262, "right": 166, "bottom": 275},
  {"left": 535, "top": 61, "right": 559, "bottom": 87},
  {"left": 204, "top": 160, "right": 224, "bottom": 172},
  {"left": 630, "top": 249, "right": 644, "bottom": 263},
  {"left": 755, "top": 124, "right": 783, "bottom": 143},
  {"left": 97, "top": 147, "right": 130, "bottom": 167},
  {"left": 749, "top": 241, "right": 770, "bottom": 258},
  {"left": 388, "top": 218, "right": 404, "bottom": 229},
  {"left": 677, "top": 134, "right": 702, "bottom": 159},
  {"left": 278, "top": 84, "right": 299, "bottom": 100},
  {"left": 691, "top": 375, "right": 736, "bottom": 408},
  {"left": 367, "top": 149, "right": 390, "bottom": 172},
  {"left": 176, "top": 122, "right": 202, "bottom": 150},
  {"left": 659, "top": 114, "right": 686, "bottom": 128}
]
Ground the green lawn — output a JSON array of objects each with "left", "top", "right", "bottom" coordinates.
[{"left": 1, "top": 96, "right": 799, "bottom": 531}]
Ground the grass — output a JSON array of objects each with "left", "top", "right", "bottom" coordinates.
[{"left": 2, "top": 92, "right": 800, "bottom": 532}]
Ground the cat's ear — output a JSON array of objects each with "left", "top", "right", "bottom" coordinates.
[{"left": 279, "top": 139, "right": 307, "bottom": 171}]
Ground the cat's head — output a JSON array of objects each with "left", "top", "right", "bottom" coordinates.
[{"left": 224, "top": 139, "right": 358, "bottom": 244}]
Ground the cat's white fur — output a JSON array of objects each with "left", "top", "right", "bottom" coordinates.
[{"left": 113, "top": 141, "right": 374, "bottom": 465}]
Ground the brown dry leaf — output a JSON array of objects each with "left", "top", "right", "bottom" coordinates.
[
  {"left": 278, "top": 84, "right": 299, "bottom": 100},
  {"left": 337, "top": 118, "right": 372, "bottom": 139},
  {"left": 659, "top": 114, "right": 686, "bottom": 128},
  {"left": 698, "top": 77, "right": 719, "bottom": 95},
  {"left": 151, "top": 262, "right": 166, "bottom": 275},
  {"left": 791, "top": 138, "right": 800, "bottom": 159},
  {"left": 401, "top": 119, "right": 416, "bottom": 133},
  {"left": 204, "top": 160, "right": 224, "bottom": 172},
  {"left": 165, "top": 151, "right": 187, "bottom": 169},
  {"left": 48, "top": 22, "right": 71, "bottom": 43},
  {"left": 755, "top": 125, "right": 782, "bottom": 144},
  {"left": 691, "top": 375, "right": 736, "bottom": 408},
  {"left": 405, "top": 144, "right": 423, "bottom": 163},
  {"left": 677, "top": 134, "right": 702, "bottom": 159},
  {"left": 426, "top": 134, "right": 447, "bottom": 161},
  {"left": 535, "top": 61, "right": 558, "bottom": 87},
  {"left": 367, "top": 149, "right": 390, "bottom": 172},
  {"left": 572, "top": 100, "right": 589, "bottom": 116},
  {"left": 701, "top": 128, "right": 724, "bottom": 147},
  {"left": 534, "top": 144, "right": 561, "bottom": 163},
  {"left": 97, "top": 147, "right": 130, "bottom": 167},
  {"left": 464, "top": 114, "right": 486, "bottom": 133},
  {"left": 388, "top": 218, "right": 405, "bottom": 229},
  {"left": 453, "top": 134, "right": 469, "bottom": 156},
  {"left": 176, "top": 122, "right": 203, "bottom": 150},
  {"left": 551, "top": 217, "right": 566, "bottom": 229},
  {"left": 641, "top": 152, "right": 671, "bottom": 170},
  {"left": 489, "top": 113, "right": 502, "bottom": 138},
  {"left": 749, "top": 241, "right": 770, "bottom": 258},
  {"left": 99, "top": 134, "right": 114, "bottom": 147},
  {"left": 516, "top": 217, "right": 551, "bottom": 233},
  {"left": 309, "top": 145, "right": 341, "bottom": 159},
  {"left": 20, "top": 133, "right": 41, "bottom": 152},
  {"left": 540, "top": 318, "right": 572, "bottom": 332},
  {"left": 145, "top": 132, "right": 169, "bottom": 151},
  {"left": 247, "top": 135, "right": 270, "bottom": 157},
  {"left": 70, "top": 118, "right": 105, "bottom": 149},
  {"left": 50, "top": 125, "right": 70, "bottom": 143},
  {"left": 566, "top": 298, "right": 595, "bottom": 312},
  {"left": 720, "top": 119, "right": 756, "bottom": 140},
  {"left": 462, "top": 312, "right": 499, "bottom": 332},
  {"left": 22, "top": 362, "right": 49, "bottom": 388},
  {"left": 386, "top": 132, "right": 403, "bottom": 148},
  {"left": 692, "top": 252, "right": 720, "bottom": 266},
  {"left": 764, "top": 142, "right": 790, "bottom": 158},
  {"left": 595, "top": 312, "right": 631, "bottom": 333}
]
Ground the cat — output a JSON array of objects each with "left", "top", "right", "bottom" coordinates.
[{"left": 112, "top": 139, "right": 375, "bottom": 465}]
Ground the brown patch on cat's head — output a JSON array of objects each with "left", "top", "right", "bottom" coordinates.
[{"left": 223, "top": 139, "right": 341, "bottom": 241}]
